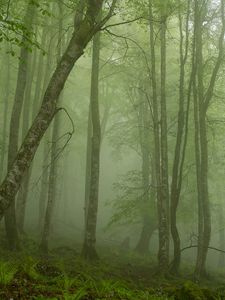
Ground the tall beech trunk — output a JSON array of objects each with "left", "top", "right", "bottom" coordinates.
[
  {"left": 158, "top": 4, "right": 170, "bottom": 273},
  {"left": 84, "top": 107, "right": 92, "bottom": 223},
  {"left": 193, "top": 0, "right": 225, "bottom": 279},
  {"left": 82, "top": 29, "right": 101, "bottom": 260},
  {"left": 16, "top": 50, "right": 36, "bottom": 234},
  {"left": 170, "top": 1, "right": 190, "bottom": 274},
  {"left": 135, "top": 86, "right": 151, "bottom": 254},
  {"left": 0, "top": 1, "right": 117, "bottom": 222},
  {"left": 40, "top": 0, "right": 64, "bottom": 253},
  {"left": 149, "top": 0, "right": 166, "bottom": 272},
  {"left": 18, "top": 22, "right": 50, "bottom": 234},
  {"left": 40, "top": 115, "right": 60, "bottom": 253},
  {"left": 5, "top": 1, "right": 36, "bottom": 250},
  {"left": 0, "top": 45, "right": 10, "bottom": 182},
  {"left": 84, "top": 83, "right": 110, "bottom": 227}
]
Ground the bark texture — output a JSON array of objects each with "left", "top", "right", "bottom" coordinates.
[
  {"left": 5, "top": 1, "right": 36, "bottom": 249},
  {"left": 82, "top": 29, "right": 101, "bottom": 260}
]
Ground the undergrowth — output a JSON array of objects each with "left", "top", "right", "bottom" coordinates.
[{"left": 0, "top": 242, "right": 223, "bottom": 299}]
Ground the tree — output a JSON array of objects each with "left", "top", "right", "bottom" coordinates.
[
  {"left": 5, "top": 0, "right": 36, "bottom": 250},
  {"left": 170, "top": 0, "right": 191, "bottom": 274},
  {"left": 82, "top": 26, "right": 101, "bottom": 260},
  {"left": 193, "top": 0, "right": 225, "bottom": 279}
]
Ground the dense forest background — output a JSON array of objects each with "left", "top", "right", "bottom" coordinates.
[{"left": 1, "top": 0, "right": 225, "bottom": 299}]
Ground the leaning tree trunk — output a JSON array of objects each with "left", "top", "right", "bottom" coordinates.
[
  {"left": 0, "top": 1, "right": 117, "bottom": 221},
  {"left": 5, "top": 1, "right": 36, "bottom": 250},
  {"left": 82, "top": 28, "right": 101, "bottom": 261}
]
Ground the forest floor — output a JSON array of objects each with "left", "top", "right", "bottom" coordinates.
[{"left": 0, "top": 238, "right": 225, "bottom": 299}]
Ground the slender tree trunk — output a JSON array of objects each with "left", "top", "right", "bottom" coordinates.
[
  {"left": 40, "top": 116, "right": 60, "bottom": 253},
  {"left": 149, "top": 0, "right": 168, "bottom": 273},
  {"left": 0, "top": 45, "right": 11, "bottom": 182},
  {"left": 82, "top": 29, "right": 101, "bottom": 260},
  {"left": 40, "top": 1, "right": 64, "bottom": 253},
  {"left": 170, "top": 0, "right": 190, "bottom": 274},
  {"left": 84, "top": 107, "right": 92, "bottom": 223},
  {"left": 194, "top": 0, "right": 225, "bottom": 279},
  {"left": 17, "top": 42, "right": 37, "bottom": 234},
  {"left": 5, "top": 1, "right": 36, "bottom": 250},
  {"left": 158, "top": 4, "right": 170, "bottom": 273},
  {"left": 135, "top": 87, "right": 151, "bottom": 254}
]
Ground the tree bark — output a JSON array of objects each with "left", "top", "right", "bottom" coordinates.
[
  {"left": 193, "top": 0, "right": 225, "bottom": 280},
  {"left": 170, "top": 0, "right": 190, "bottom": 274},
  {"left": 135, "top": 85, "right": 152, "bottom": 254},
  {"left": 5, "top": 1, "right": 36, "bottom": 250},
  {"left": 40, "top": 0, "right": 64, "bottom": 254},
  {"left": 158, "top": 3, "right": 170, "bottom": 273},
  {"left": 16, "top": 50, "right": 36, "bottom": 234},
  {"left": 0, "top": 44, "right": 11, "bottom": 182},
  {"left": 82, "top": 28, "right": 101, "bottom": 261}
]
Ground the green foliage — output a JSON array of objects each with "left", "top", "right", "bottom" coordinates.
[{"left": 0, "top": 260, "right": 17, "bottom": 285}]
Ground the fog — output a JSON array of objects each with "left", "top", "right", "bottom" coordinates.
[{"left": 0, "top": 0, "right": 225, "bottom": 299}]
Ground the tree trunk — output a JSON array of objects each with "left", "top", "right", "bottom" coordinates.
[
  {"left": 193, "top": 0, "right": 225, "bottom": 279},
  {"left": 158, "top": 5, "right": 170, "bottom": 273},
  {"left": 17, "top": 42, "right": 37, "bottom": 234},
  {"left": 135, "top": 86, "right": 152, "bottom": 254},
  {"left": 82, "top": 29, "right": 101, "bottom": 260},
  {"left": 40, "top": 0, "right": 64, "bottom": 254},
  {"left": 5, "top": 1, "right": 36, "bottom": 250},
  {"left": 0, "top": 45, "right": 11, "bottom": 182},
  {"left": 40, "top": 115, "right": 60, "bottom": 253},
  {"left": 170, "top": 1, "right": 190, "bottom": 274},
  {"left": 84, "top": 107, "right": 92, "bottom": 224}
]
